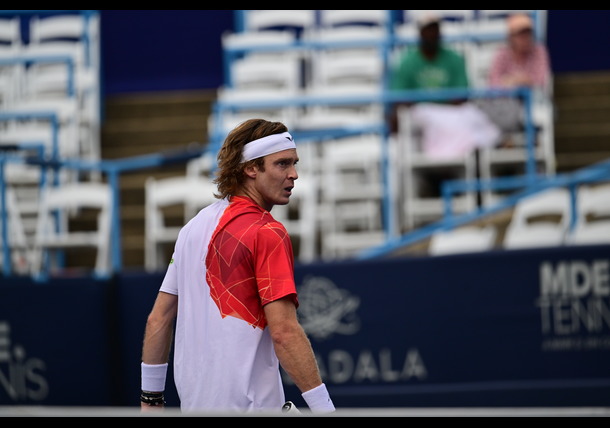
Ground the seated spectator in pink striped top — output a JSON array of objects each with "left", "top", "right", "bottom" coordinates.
[
  {"left": 488, "top": 13, "right": 551, "bottom": 90},
  {"left": 479, "top": 13, "right": 552, "bottom": 136}
]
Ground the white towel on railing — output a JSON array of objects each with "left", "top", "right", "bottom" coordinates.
[{"left": 411, "top": 102, "right": 501, "bottom": 159}]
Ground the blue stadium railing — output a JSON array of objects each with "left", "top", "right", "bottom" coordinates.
[
  {"left": 4, "top": 10, "right": 608, "bottom": 279},
  {"left": 0, "top": 85, "right": 552, "bottom": 279},
  {"left": 358, "top": 157, "right": 610, "bottom": 260},
  {"left": 3, "top": 87, "right": 607, "bottom": 278},
  {"left": 209, "top": 85, "right": 537, "bottom": 239},
  {"left": 0, "top": 143, "right": 209, "bottom": 278}
]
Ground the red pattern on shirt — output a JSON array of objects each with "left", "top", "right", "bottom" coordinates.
[{"left": 205, "top": 196, "right": 297, "bottom": 329}]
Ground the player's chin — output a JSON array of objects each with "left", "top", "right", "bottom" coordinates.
[{"left": 275, "top": 193, "right": 291, "bottom": 205}]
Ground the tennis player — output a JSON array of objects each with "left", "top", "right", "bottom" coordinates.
[{"left": 139, "top": 118, "right": 335, "bottom": 414}]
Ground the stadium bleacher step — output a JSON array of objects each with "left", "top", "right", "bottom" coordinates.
[
  {"left": 97, "top": 89, "right": 216, "bottom": 269},
  {"left": 554, "top": 71, "right": 610, "bottom": 172}
]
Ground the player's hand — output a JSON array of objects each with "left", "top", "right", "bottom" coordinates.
[{"left": 141, "top": 402, "right": 165, "bottom": 412}]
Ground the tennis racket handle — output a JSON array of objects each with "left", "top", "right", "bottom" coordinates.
[{"left": 282, "top": 401, "right": 301, "bottom": 414}]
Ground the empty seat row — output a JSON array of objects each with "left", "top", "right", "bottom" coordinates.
[
  {"left": 216, "top": 11, "right": 553, "bottom": 237},
  {"left": 429, "top": 183, "right": 610, "bottom": 256},
  {"left": 0, "top": 12, "right": 103, "bottom": 275}
]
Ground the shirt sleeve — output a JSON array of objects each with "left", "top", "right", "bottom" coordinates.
[
  {"left": 531, "top": 44, "right": 551, "bottom": 88},
  {"left": 159, "top": 250, "right": 178, "bottom": 295},
  {"left": 254, "top": 221, "right": 298, "bottom": 308},
  {"left": 488, "top": 47, "right": 509, "bottom": 88}
]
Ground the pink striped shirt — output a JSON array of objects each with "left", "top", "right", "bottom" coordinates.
[{"left": 488, "top": 43, "right": 551, "bottom": 89}]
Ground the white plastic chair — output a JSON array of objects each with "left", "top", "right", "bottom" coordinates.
[
  {"left": 297, "top": 24, "right": 385, "bottom": 132},
  {"left": 0, "top": 16, "right": 21, "bottom": 45},
  {"left": 565, "top": 183, "right": 610, "bottom": 246},
  {"left": 2, "top": 96, "right": 81, "bottom": 158},
  {"left": 211, "top": 86, "right": 300, "bottom": 138},
  {"left": 295, "top": 83, "right": 384, "bottom": 132},
  {"left": 0, "top": 186, "right": 32, "bottom": 275},
  {"left": 31, "top": 181, "right": 112, "bottom": 278},
  {"left": 25, "top": 13, "right": 101, "bottom": 169},
  {"left": 0, "top": 16, "right": 24, "bottom": 108},
  {"left": 222, "top": 29, "right": 300, "bottom": 88},
  {"left": 304, "top": 24, "right": 385, "bottom": 87},
  {"left": 429, "top": 225, "right": 497, "bottom": 256},
  {"left": 229, "top": 52, "right": 301, "bottom": 91},
  {"left": 407, "top": 10, "right": 477, "bottom": 22},
  {"left": 318, "top": 134, "right": 387, "bottom": 260},
  {"left": 144, "top": 175, "right": 218, "bottom": 272},
  {"left": 319, "top": 10, "right": 390, "bottom": 28},
  {"left": 477, "top": 10, "right": 536, "bottom": 20},
  {"left": 28, "top": 13, "right": 99, "bottom": 68},
  {"left": 222, "top": 29, "right": 296, "bottom": 50},
  {"left": 186, "top": 151, "right": 216, "bottom": 180},
  {"left": 396, "top": 105, "right": 478, "bottom": 230},
  {"left": 244, "top": 10, "right": 316, "bottom": 33},
  {"left": 503, "top": 187, "right": 571, "bottom": 249}
]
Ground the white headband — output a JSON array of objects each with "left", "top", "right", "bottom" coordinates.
[{"left": 241, "top": 132, "right": 296, "bottom": 163}]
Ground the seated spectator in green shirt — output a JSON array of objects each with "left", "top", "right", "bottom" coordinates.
[{"left": 389, "top": 12, "right": 470, "bottom": 133}]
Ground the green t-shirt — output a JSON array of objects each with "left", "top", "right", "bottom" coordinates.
[{"left": 390, "top": 46, "right": 469, "bottom": 91}]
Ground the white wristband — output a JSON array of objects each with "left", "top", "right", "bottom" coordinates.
[
  {"left": 141, "top": 362, "right": 168, "bottom": 392},
  {"left": 301, "top": 383, "right": 335, "bottom": 413}
]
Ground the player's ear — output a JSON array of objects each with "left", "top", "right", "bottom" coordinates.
[{"left": 244, "top": 164, "right": 257, "bottom": 179}]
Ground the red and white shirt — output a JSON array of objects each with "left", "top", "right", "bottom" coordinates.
[{"left": 160, "top": 195, "right": 297, "bottom": 412}]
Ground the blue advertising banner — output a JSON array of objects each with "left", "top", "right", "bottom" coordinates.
[
  {"left": 1, "top": 244, "right": 609, "bottom": 408},
  {"left": 284, "top": 245, "right": 610, "bottom": 408},
  {"left": 0, "top": 277, "right": 113, "bottom": 406},
  {"left": 113, "top": 272, "right": 180, "bottom": 408}
]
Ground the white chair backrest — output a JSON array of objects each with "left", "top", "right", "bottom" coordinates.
[
  {"left": 319, "top": 10, "right": 390, "bottom": 28},
  {"left": 186, "top": 152, "right": 216, "bottom": 179},
  {"left": 146, "top": 175, "right": 217, "bottom": 220},
  {"left": 28, "top": 13, "right": 100, "bottom": 70},
  {"left": 213, "top": 86, "right": 300, "bottom": 135},
  {"left": 311, "top": 25, "right": 386, "bottom": 43},
  {"left": 576, "top": 183, "right": 610, "bottom": 218},
  {"left": 477, "top": 10, "right": 535, "bottom": 20},
  {"left": 144, "top": 175, "right": 218, "bottom": 271},
  {"left": 230, "top": 53, "right": 301, "bottom": 90},
  {"left": 0, "top": 16, "right": 22, "bottom": 46},
  {"left": 32, "top": 181, "right": 112, "bottom": 278},
  {"left": 222, "top": 29, "right": 296, "bottom": 50},
  {"left": 566, "top": 183, "right": 610, "bottom": 246},
  {"left": 321, "top": 134, "right": 383, "bottom": 204},
  {"left": 406, "top": 10, "right": 476, "bottom": 24},
  {"left": 30, "top": 14, "right": 87, "bottom": 42},
  {"left": 429, "top": 225, "right": 497, "bottom": 256},
  {"left": 0, "top": 187, "right": 31, "bottom": 274},
  {"left": 44, "top": 182, "right": 109, "bottom": 210},
  {"left": 504, "top": 187, "right": 571, "bottom": 249},
  {"left": 244, "top": 10, "right": 316, "bottom": 32}
]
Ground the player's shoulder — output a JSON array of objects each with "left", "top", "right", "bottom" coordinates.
[
  {"left": 177, "top": 198, "right": 229, "bottom": 240},
  {"left": 259, "top": 215, "right": 290, "bottom": 237}
]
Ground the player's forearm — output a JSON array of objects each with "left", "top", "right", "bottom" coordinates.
[
  {"left": 142, "top": 318, "right": 174, "bottom": 364},
  {"left": 142, "top": 292, "right": 177, "bottom": 364},
  {"left": 273, "top": 325, "right": 323, "bottom": 393}
]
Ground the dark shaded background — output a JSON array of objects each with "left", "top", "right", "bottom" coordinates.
[{"left": 98, "top": 10, "right": 610, "bottom": 95}]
